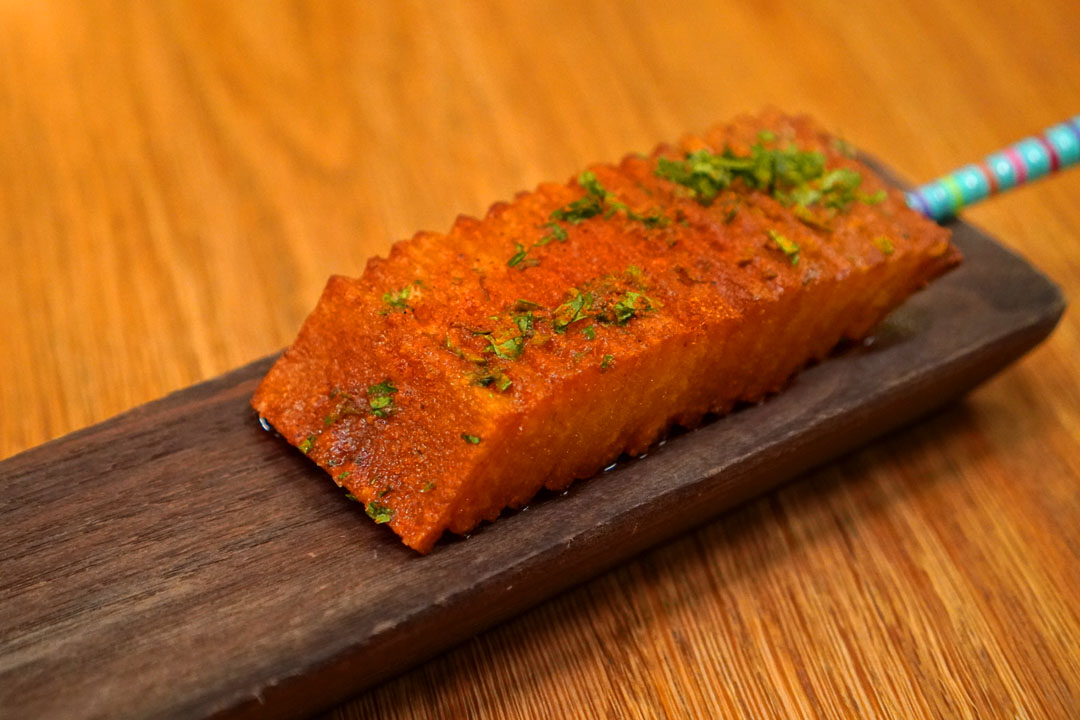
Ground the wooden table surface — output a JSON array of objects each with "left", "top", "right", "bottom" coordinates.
[{"left": 2, "top": 1, "right": 1078, "bottom": 718}]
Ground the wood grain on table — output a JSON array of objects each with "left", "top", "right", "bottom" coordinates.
[{"left": 1, "top": 1, "right": 1077, "bottom": 718}]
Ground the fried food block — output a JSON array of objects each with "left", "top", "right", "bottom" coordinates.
[{"left": 253, "top": 111, "right": 959, "bottom": 553}]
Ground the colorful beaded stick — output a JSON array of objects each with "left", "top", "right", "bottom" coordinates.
[{"left": 906, "top": 115, "right": 1080, "bottom": 221}]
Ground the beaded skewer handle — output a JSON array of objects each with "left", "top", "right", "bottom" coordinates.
[{"left": 906, "top": 116, "right": 1080, "bottom": 221}]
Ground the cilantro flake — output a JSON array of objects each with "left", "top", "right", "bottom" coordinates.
[
  {"left": 656, "top": 142, "right": 877, "bottom": 215},
  {"left": 487, "top": 335, "right": 525, "bottom": 360},
  {"left": 535, "top": 221, "right": 568, "bottom": 246},
  {"left": 873, "top": 236, "right": 895, "bottom": 255},
  {"left": 514, "top": 312, "right": 535, "bottom": 337},
  {"left": 513, "top": 299, "right": 543, "bottom": 311},
  {"left": 550, "top": 170, "right": 667, "bottom": 229},
  {"left": 553, "top": 290, "right": 594, "bottom": 333},
  {"left": 473, "top": 367, "right": 513, "bottom": 392},
  {"left": 609, "top": 291, "right": 653, "bottom": 325},
  {"left": 381, "top": 286, "right": 411, "bottom": 314},
  {"left": 550, "top": 174, "right": 605, "bottom": 224},
  {"left": 767, "top": 230, "right": 800, "bottom": 265},
  {"left": 507, "top": 243, "right": 529, "bottom": 268},
  {"left": 368, "top": 380, "right": 398, "bottom": 418},
  {"left": 365, "top": 501, "right": 394, "bottom": 524},
  {"left": 484, "top": 311, "right": 533, "bottom": 361},
  {"left": 818, "top": 168, "right": 863, "bottom": 210}
]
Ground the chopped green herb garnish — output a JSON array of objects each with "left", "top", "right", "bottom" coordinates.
[
  {"left": 513, "top": 299, "right": 543, "bottom": 311},
  {"left": 553, "top": 290, "right": 594, "bottom": 333},
  {"left": 582, "top": 325, "right": 596, "bottom": 340},
  {"left": 365, "top": 501, "right": 394, "bottom": 524},
  {"left": 368, "top": 380, "right": 398, "bottom": 418},
  {"left": 578, "top": 170, "right": 606, "bottom": 199},
  {"left": 767, "top": 230, "right": 800, "bottom": 265},
  {"left": 514, "top": 312, "right": 535, "bottom": 337},
  {"left": 601, "top": 354, "right": 615, "bottom": 371},
  {"left": 635, "top": 210, "right": 670, "bottom": 228},
  {"left": 757, "top": 129, "right": 777, "bottom": 143},
  {"left": 369, "top": 380, "right": 396, "bottom": 394},
  {"left": 421, "top": 482, "right": 436, "bottom": 493},
  {"left": 323, "top": 390, "right": 363, "bottom": 427},
  {"left": 445, "top": 334, "right": 486, "bottom": 363},
  {"left": 344, "top": 492, "right": 358, "bottom": 501},
  {"left": 778, "top": 167, "right": 866, "bottom": 211},
  {"left": 536, "top": 221, "right": 568, "bottom": 246},
  {"left": 487, "top": 334, "right": 526, "bottom": 360},
  {"left": 473, "top": 367, "right": 513, "bottom": 392},
  {"left": 656, "top": 141, "right": 876, "bottom": 215},
  {"left": 550, "top": 170, "right": 667, "bottom": 229},
  {"left": 817, "top": 168, "right": 864, "bottom": 210},
  {"left": 655, "top": 150, "right": 745, "bottom": 205},
  {"left": 381, "top": 286, "right": 411, "bottom": 314},
  {"left": 298, "top": 435, "right": 315, "bottom": 454},
  {"left": 873, "top": 236, "right": 895, "bottom": 255},
  {"left": 792, "top": 204, "right": 830, "bottom": 230},
  {"left": 369, "top": 396, "right": 393, "bottom": 414},
  {"left": 337, "top": 471, "right": 352, "bottom": 481},
  {"left": 862, "top": 189, "right": 887, "bottom": 205},
  {"left": 485, "top": 319, "right": 528, "bottom": 360},
  {"left": 462, "top": 433, "right": 482, "bottom": 444},
  {"left": 507, "top": 243, "right": 528, "bottom": 268},
  {"left": 609, "top": 291, "right": 652, "bottom": 325},
  {"left": 571, "top": 347, "right": 594, "bottom": 363},
  {"left": 550, "top": 174, "right": 605, "bottom": 225}
]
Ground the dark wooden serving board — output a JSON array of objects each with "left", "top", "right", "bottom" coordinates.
[{"left": 0, "top": 165, "right": 1065, "bottom": 720}]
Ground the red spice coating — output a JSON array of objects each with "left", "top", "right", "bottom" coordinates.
[{"left": 252, "top": 111, "right": 959, "bottom": 553}]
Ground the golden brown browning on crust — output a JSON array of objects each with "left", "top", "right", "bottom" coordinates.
[{"left": 252, "top": 111, "right": 959, "bottom": 553}]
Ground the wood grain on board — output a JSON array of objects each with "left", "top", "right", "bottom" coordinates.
[{"left": 2, "top": 1, "right": 1079, "bottom": 718}]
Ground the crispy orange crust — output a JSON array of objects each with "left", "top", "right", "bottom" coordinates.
[{"left": 252, "top": 111, "right": 959, "bottom": 553}]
